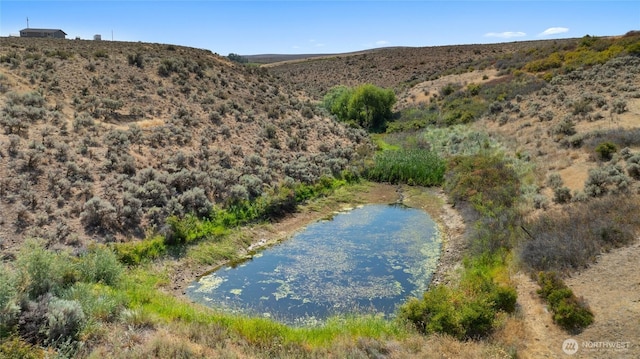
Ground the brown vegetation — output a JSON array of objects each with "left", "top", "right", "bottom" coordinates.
[{"left": 0, "top": 37, "right": 369, "bottom": 254}]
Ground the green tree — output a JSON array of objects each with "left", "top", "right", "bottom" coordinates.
[
  {"left": 227, "top": 53, "right": 248, "bottom": 64},
  {"left": 348, "top": 84, "right": 396, "bottom": 131},
  {"left": 322, "top": 85, "right": 352, "bottom": 122},
  {"left": 323, "top": 84, "right": 396, "bottom": 131}
]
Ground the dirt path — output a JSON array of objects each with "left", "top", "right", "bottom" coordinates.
[{"left": 516, "top": 239, "right": 640, "bottom": 358}]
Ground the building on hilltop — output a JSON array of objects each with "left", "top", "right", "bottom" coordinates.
[{"left": 19, "top": 28, "right": 67, "bottom": 39}]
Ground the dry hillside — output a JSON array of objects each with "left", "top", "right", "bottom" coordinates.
[
  {"left": 0, "top": 37, "right": 369, "bottom": 254},
  {"left": 266, "top": 39, "right": 576, "bottom": 98}
]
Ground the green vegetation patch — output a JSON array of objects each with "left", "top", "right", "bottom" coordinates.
[
  {"left": 399, "top": 252, "right": 516, "bottom": 340},
  {"left": 446, "top": 153, "right": 520, "bottom": 214},
  {"left": 523, "top": 33, "right": 640, "bottom": 74},
  {"left": 536, "top": 271, "right": 594, "bottom": 332},
  {"left": 323, "top": 84, "right": 396, "bottom": 132},
  {"left": 366, "top": 149, "right": 445, "bottom": 186},
  {"left": 0, "top": 240, "right": 129, "bottom": 357}
]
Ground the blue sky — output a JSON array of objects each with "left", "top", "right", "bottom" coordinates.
[{"left": 1, "top": 1, "right": 638, "bottom": 55}]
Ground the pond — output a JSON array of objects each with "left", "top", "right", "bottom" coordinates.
[{"left": 186, "top": 203, "right": 441, "bottom": 325}]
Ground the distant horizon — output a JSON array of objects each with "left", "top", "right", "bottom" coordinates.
[
  {"left": 3, "top": 31, "right": 631, "bottom": 57},
  {"left": 3, "top": 33, "right": 631, "bottom": 58},
  {"left": 1, "top": 1, "right": 638, "bottom": 56}
]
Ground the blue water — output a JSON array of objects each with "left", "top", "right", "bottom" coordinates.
[{"left": 187, "top": 204, "right": 440, "bottom": 325}]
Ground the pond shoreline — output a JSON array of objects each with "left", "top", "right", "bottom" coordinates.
[{"left": 165, "top": 183, "right": 466, "bottom": 302}]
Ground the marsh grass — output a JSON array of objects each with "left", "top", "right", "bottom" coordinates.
[
  {"left": 366, "top": 149, "right": 445, "bottom": 186},
  {"left": 186, "top": 237, "right": 239, "bottom": 266}
]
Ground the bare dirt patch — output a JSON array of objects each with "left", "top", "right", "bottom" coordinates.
[{"left": 401, "top": 69, "right": 500, "bottom": 106}]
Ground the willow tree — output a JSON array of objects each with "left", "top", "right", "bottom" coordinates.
[{"left": 323, "top": 84, "right": 396, "bottom": 132}]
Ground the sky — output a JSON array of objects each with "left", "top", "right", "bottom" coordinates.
[{"left": 1, "top": 1, "right": 639, "bottom": 55}]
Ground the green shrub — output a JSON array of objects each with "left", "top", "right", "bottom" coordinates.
[
  {"left": 595, "top": 141, "right": 617, "bottom": 161},
  {"left": 93, "top": 49, "right": 109, "bottom": 58},
  {"left": 16, "top": 239, "right": 77, "bottom": 299},
  {"left": 458, "top": 299, "right": 495, "bottom": 339},
  {"left": 441, "top": 97, "right": 488, "bottom": 125},
  {"left": 127, "top": 53, "right": 144, "bottom": 68},
  {"left": 524, "top": 52, "right": 563, "bottom": 72},
  {"left": 627, "top": 154, "right": 640, "bottom": 179},
  {"left": 323, "top": 84, "right": 396, "bottom": 132},
  {"left": 553, "top": 296, "right": 594, "bottom": 332},
  {"left": 553, "top": 186, "right": 572, "bottom": 204},
  {"left": 536, "top": 271, "right": 593, "bottom": 332},
  {"left": 113, "top": 236, "right": 167, "bottom": 265},
  {"left": 46, "top": 298, "right": 86, "bottom": 346},
  {"left": 158, "top": 58, "right": 182, "bottom": 77},
  {"left": 227, "top": 53, "right": 248, "bottom": 64},
  {"left": 78, "top": 246, "right": 124, "bottom": 286},
  {"left": 467, "top": 83, "right": 481, "bottom": 96},
  {"left": 166, "top": 214, "right": 227, "bottom": 245},
  {"left": 0, "top": 266, "right": 19, "bottom": 337},
  {"left": 63, "top": 282, "right": 125, "bottom": 322},
  {"left": 400, "top": 253, "right": 516, "bottom": 340},
  {"left": 0, "top": 336, "right": 43, "bottom": 359},
  {"left": 440, "top": 83, "right": 458, "bottom": 97},
  {"left": 627, "top": 41, "right": 640, "bottom": 56},
  {"left": 399, "top": 285, "right": 462, "bottom": 338},
  {"left": 490, "top": 285, "right": 518, "bottom": 313},
  {"left": 446, "top": 153, "right": 520, "bottom": 213},
  {"left": 400, "top": 281, "right": 514, "bottom": 340}
]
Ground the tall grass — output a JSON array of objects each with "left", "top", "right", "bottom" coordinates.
[{"left": 366, "top": 149, "right": 445, "bottom": 186}]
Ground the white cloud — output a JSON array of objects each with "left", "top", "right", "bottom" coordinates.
[
  {"left": 539, "top": 27, "right": 569, "bottom": 36},
  {"left": 484, "top": 31, "right": 526, "bottom": 39},
  {"left": 376, "top": 40, "right": 390, "bottom": 46}
]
